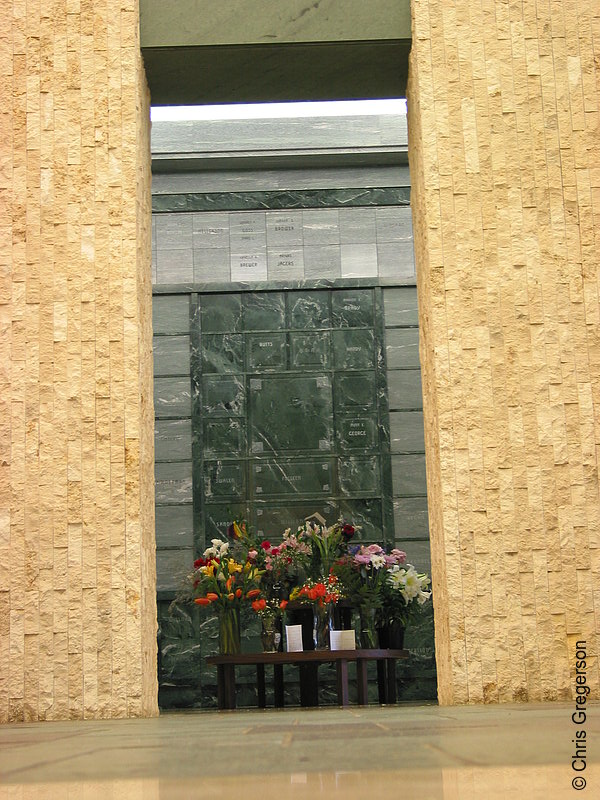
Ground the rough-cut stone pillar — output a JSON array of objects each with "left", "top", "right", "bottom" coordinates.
[
  {"left": 409, "top": 0, "right": 599, "bottom": 704},
  {"left": 0, "top": 0, "right": 157, "bottom": 721}
]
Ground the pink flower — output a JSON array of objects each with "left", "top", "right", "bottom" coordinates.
[
  {"left": 390, "top": 549, "right": 407, "bottom": 564},
  {"left": 248, "top": 549, "right": 258, "bottom": 560},
  {"left": 355, "top": 553, "right": 371, "bottom": 565},
  {"left": 367, "top": 544, "right": 383, "bottom": 554}
]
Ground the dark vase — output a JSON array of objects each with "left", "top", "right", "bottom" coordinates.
[
  {"left": 378, "top": 620, "right": 405, "bottom": 650},
  {"left": 287, "top": 607, "right": 315, "bottom": 650}
]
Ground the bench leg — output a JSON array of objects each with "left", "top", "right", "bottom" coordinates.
[
  {"left": 274, "top": 664, "right": 284, "bottom": 707},
  {"left": 299, "top": 663, "right": 319, "bottom": 706},
  {"left": 385, "top": 658, "right": 397, "bottom": 704},
  {"left": 257, "top": 663, "right": 266, "bottom": 708},
  {"left": 217, "top": 664, "right": 236, "bottom": 710},
  {"left": 376, "top": 660, "right": 386, "bottom": 703},
  {"left": 335, "top": 659, "right": 349, "bottom": 706},
  {"left": 357, "top": 659, "right": 369, "bottom": 705}
]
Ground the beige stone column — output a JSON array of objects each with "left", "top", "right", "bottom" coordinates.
[
  {"left": 0, "top": 0, "right": 157, "bottom": 721},
  {"left": 409, "top": 0, "right": 599, "bottom": 703}
]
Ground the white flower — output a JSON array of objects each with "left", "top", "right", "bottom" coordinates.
[
  {"left": 370, "top": 554, "right": 387, "bottom": 569},
  {"left": 417, "top": 590, "right": 432, "bottom": 605},
  {"left": 203, "top": 538, "right": 229, "bottom": 559}
]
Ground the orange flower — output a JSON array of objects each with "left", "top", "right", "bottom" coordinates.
[
  {"left": 246, "top": 589, "right": 260, "bottom": 599},
  {"left": 235, "top": 588, "right": 242, "bottom": 598},
  {"left": 225, "top": 576, "right": 235, "bottom": 591},
  {"left": 206, "top": 592, "right": 219, "bottom": 601},
  {"left": 194, "top": 597, "right": 212, "bottom": 606},
  {"left": 227, "top": 592, "right": 235, "bottom": 601},
  {"left": 279, "top": 600, "right": 288, "bottom": 610},
  {"left": 252, "top": 598, "right": 267, "bottom": 612}
]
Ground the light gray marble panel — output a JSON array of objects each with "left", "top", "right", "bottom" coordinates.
[
  {"left": 230, "top": 251, "right": 268, "bottom": 281},
  {"left": 400, "top": 539, "right": 432, "bottom": 577},
  {"left": 303, "top": 245, "right": 341, "bottom": 278},
  {"left": 302, "top": 209, "right": 340, "bottom": 245},
  {"left": 388, "top": 369, "right": 423, "bottom": 410},
  {"left": 266, "top": 212, "right": 303, "bottom": 247},
  {"left": 392, "top": 453, "right": 427, "bottom": 496},
  {"left": 192, "top": 212, "right": 230, "bottom": 249},
  {"left": 377, "top": 241, "right": 416, "bottom": 279},
  {"left": 340, "top": 243, "right": 378, "bottom": 277},
  {"left": 393, "top": 497, "right": 429, "bottom": 540},
  {"left": 194, "top": 248, "right": 231, "bottom": 282},
  {"left": 156, "top": 549, "right": 194, "bottom": 592},
  {"left": 154, "top": 376, "right": 192, "bottom": 418},
  {"left": 267, "top": 249, "right": 305, "bottom": 280},
  {"left": 155, "top": 213, "right": 193, "bottom": 250},
  {"left": 389, "top": 411, "right": 425, "bottom": 453},
  {"left": 152, "top": 295, "right": 190, "bottom": 335},
  {"left": 156, "top": 249, "right": 193, "bottom": 284},
  {"left": 385, "top": 328, "right": 420, "bottom": 369},
  {"left": 153, "top": 335, "right": 191, "bottom": 376},
  {"left": 155, "top": 461, "right": 193, "bottom": 504},
  {"left": 376, "top": 206, "right": 413, "bottom": 242},
  {"left": 383, "top": 287, "right": 419, "bottom": 326},
  {"left": 338, "top": 208, "right": 377, "bottom": 244},
  {"left": 155, "top": 419, "right": 193, "bottom": 461},
  {"left": 155, "top": 505, "right": 194, "bottom": 549},
  {"left": 229, "top": 212, "right": 266, "bottom": 250}
]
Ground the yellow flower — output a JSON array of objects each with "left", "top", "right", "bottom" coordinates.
[{"left": 228, "top": 559, "right": 243, "bottom": 573}]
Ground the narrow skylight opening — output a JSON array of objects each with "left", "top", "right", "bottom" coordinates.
[{"left": 150, "top": 98, "right": 407, "bottom": 122}]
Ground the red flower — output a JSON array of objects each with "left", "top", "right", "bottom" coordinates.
[
  {"left": 342, "top": 524, "right": 355, "bottom": 540},
  {"left": 235, "top": 588, "right": 242, "bottom": 598},
  {"left": 279, "top": 600, "right": 288, "bottom": 610},
  {"left": 206, "top": 592, "right": 219, "bottom": 601},
  {"left": 246, "top": 589, "right": 261, "bottom": 599},
  {"left": 252, "top": 598, "right": 267, "bottom": 612},
  {"left": 260, "top": 540, "right": 271, "bottom": 550},
  {"left": 194, "top": 597, "right": 212, "bottom": 606}
]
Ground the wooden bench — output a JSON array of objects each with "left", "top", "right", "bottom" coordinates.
[{"left": 206, "top": 648, "right": 409, "bottom": 709}]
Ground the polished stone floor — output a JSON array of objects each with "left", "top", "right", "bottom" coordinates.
[{"left": 0, "top": 703, "right": 598, "bottom": 799}]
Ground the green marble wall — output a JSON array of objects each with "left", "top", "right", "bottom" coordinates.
[
  {"left": 154, "top": 282, "right": 435, "bottom": 709},
  {"left": 191, "top": 287, "right": 394, "bottom": 551}
]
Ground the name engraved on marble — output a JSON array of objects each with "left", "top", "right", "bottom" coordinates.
[
  {"left": 258, "top": 340, "right": 274, "bottom": 347},
  {"left": 216, "top": 477, "right": 235, "bottom": 484}
]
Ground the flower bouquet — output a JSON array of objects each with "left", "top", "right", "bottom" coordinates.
[
  {"left": 291, "top": 575, "right": 344, "bottom": 650},
  {"left": 191, "top": 537, "right": 263, "bottom": 654},
  {"left": 382, "top": 562, "right": 432, "bottom": 635},
  {"left": 332, "top": 544, "right": 407, "bottom": 648},
  {"left": 295, "top": 517, "right": 357, "bottom": 578}
]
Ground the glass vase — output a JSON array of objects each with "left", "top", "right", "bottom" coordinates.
[
  {"left": 358, "top": 605, "right": 378, "bottom": 649},
  {"left": 260, "top": 616, "right": 280, "bottom": 653},
  {"left": 218, "top": 606, "right": 241, "bottom": 655},
  {"left": 313, "top": 603, "right": 333, "bottom": 651}
]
